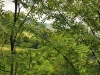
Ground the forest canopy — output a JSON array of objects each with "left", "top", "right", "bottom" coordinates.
[{"left": 0, "top": 0, "right": 100, "bottom": 75}]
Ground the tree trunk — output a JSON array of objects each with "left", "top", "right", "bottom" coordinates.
[
  {"left": 10, "top": 36, "right": 15, "bottom": 75},
  {"left": 10, "top": 0, "right": 17, "bottom": 75}
]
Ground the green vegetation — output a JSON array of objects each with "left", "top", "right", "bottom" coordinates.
[{"left": 0, "top": 0, "right": 100, "bottom": 75}]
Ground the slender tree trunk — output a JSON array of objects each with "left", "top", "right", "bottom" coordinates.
[
  {"left": 10, "top": 36, "right": 15, "bottom": 75},
  {"left": 10, "top": 0, "right": 17, "bottom": 75},
  {"left": 10, "top": 63, "right": 14, "bottom": 75}
]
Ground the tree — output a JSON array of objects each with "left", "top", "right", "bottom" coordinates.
[
  {"left": 0, "top": 0, "right": 36, "bottom": 75},
  {"left": 0, "top": 0, "right": 100, "bottom": 75}
]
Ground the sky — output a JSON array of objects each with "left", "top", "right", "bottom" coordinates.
[
  {"left": 3, "top": 0, "right": 26, "bottom": 12},
  {"left": 2, "top": 0, "right": 53, "bottom": 24},
  {"left": 3, "top": 0, "right": 78, "bottom": 23},
  {"left": 3, "top": 0, "right": 14, "bottom": 12}
]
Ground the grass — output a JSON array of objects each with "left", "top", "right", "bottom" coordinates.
[
  {"left": 0, "top": 44, "right": 10, "bottom": 50},
  {"left": 0, "top": 44, "right": 30, "bottom": 51}
]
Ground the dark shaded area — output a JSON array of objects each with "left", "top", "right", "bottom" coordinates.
[{"left": 32, "top": 40, "right": 38, "bottom": 49}]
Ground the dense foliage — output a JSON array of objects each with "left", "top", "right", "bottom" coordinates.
[{"left": 0, "top": 0, "right": 100, "bottom": 75}]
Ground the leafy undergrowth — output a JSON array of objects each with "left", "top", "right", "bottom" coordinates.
[
  {"left": 0, "top": 45, "right": 55, "bottom": 75},
  {"left": 0, "top": 44, "right": 100, "bottom": 75}
]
